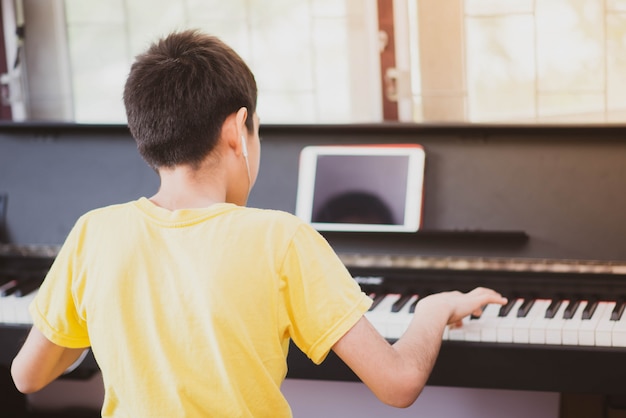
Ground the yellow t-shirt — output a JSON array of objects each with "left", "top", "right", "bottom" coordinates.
[{"left": 30, "top": 198, "right": 371, "bottom": 417}]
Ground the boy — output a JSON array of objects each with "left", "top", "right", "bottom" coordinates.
[{"left": 11, "top": 30, "right": 506, "bottom": 417}]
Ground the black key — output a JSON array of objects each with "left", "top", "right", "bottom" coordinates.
[
  {"left": 407, "top": 289, "right": 434, "bottom": 314},
  {"left": 517, "top": 299, "right": 536, "bottom": 318},
  {"left": 611, "top": 300, "right": 626, "bottom": 321},
  {"left": 0, "top": 274, "right": 15, "bottom": 286},
  {"left": 581, "top": 300, "right": 598, "bottom": 320},
  {"left": 14, "top": 278, "right": 41, "bottom": 297},
  {"left": 368, "top": 293, "right": 386, "bottom": 311},
  {"left": 545, "top": 300, "right": 563, "bottom": 319},
  {"left": 391, "top": 294, "right": 415, "bottom": 313},
  {"left": 470, "top": 305, "right": 486, "bottom": 320},
  {"left": 498, "top": 298, "right": 518, "bottom": 317},
  {"left": 563, "top": 300, "right": 581, "bottom": 320},
  {"left": 0, "top": 279, "right": 18, "bottom": 297}
]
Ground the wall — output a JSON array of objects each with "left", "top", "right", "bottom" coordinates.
[{"left": 3, "top": 124, "right": 625, "bottom": 261}]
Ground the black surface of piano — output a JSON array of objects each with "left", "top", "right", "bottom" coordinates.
[{"left": 286, "top": 252, "right": 626, "bottom": 396}]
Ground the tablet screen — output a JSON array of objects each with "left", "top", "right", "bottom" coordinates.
[{"left": 295, "top": 144, "right": 425, "bottom": 232}]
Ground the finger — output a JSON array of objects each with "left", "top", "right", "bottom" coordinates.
[
  {"left": 449, "top": 321, "right": 461, "bottom": 329},
  {"left": 471, "top": 306, "right": 484, "bottom": 317},
  {"left": 471, "top": 287, "right": 507, "bottom": 305}
]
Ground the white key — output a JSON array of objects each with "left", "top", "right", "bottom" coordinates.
[
  {"left": 460, "top": 303, "right": 500, "bottom": 342},
  {"left": 448, "top": 316, "right": 470, "bottom": 341},
  {"left": 0, "top": 294, "right": 19, "bottom": 324},
  {"left": 14, "top": 291, "right": 37, "bottom": 325},
  {"left": 545, "top": 300, "right": 570, "bottom": 345},
  {"left": 513, "top": 299, "right": 552, "bottom": 344},
  {"left": 529, "top": 299, "right": 558, "bottom": 344},
  {"left": 497, "top": 299, "right": 524, "bottom": 343},
  {"left": 478, "top": 303, "right": 502, "bottom": 342},
  {"left": 462, "top": 314, "right": 483, "bottom": 342},
  {"left": 386, "top": 295, "right": 419, "bottom": 340},
  {"left": 365, "top": 293, "right": 401, "bottom": 338},
  {"left": 562, "top": 301, "right": 587, "bottom": 345},
  {"left": 595, "top": 301, "right": 617, "bottom": 347},
  {"left": 579, "top": 301, "right": 610, "bottom": 346}
]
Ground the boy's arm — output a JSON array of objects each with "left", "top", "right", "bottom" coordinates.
[
  {"left": 11, "top": 327, "right": 87, "bottom": 393},
  {"left": 332, "top": 287, "right": 507, "bottom": 408}
]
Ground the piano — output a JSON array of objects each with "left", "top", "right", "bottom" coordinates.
[
  {"left": 286, "top": 251, "right": 626, "bottom": 396},
  {"left": 3, "top": 243, "right": 626, "bottom": 395}
]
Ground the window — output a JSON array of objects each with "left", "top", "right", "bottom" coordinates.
[
  {"left": 2, "top": 0, "right": 625, "bottom": 124},
  {"left": 408, "top": 0, "right": 626, "bottom": 123},
  {"left": 9, "top": 0, "right": 382, "bottom": 124}
]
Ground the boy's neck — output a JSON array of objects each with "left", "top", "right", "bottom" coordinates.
[{"left": 150, "top": 164, "right": 227, "bottom": 211}]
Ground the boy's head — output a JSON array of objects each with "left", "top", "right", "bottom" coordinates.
[{"left": 123, "top": 30, "right": 258, "bottom": 169}]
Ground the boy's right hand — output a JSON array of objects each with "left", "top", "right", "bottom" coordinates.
[{"left": 425, "top": 287, "right": 508, "bottom": 327}]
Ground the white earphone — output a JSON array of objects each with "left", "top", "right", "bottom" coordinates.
[
  {"left": 241, "top": 136, "right": 251, "bottom": 187},
  {"left": 241, "top": 135, "right": 248, "bottom": 158}
]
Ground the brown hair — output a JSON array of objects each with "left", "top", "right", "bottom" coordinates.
[{"left": 123, "top": 30, "right": 257, "bottom": 168}]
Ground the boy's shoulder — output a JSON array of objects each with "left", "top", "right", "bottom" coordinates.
[
  {"left": 78, "top": 201, "right": 138, "bottom": 220},
  {"left": 236, "top": 206, "right": 307, "bottom": 229},
  {"left": 72, "top": 200, "right": 151, "bottom": 232}
]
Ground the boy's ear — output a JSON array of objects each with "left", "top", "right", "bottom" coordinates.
[
  {"left": 223, "top": 107, "right": 249, "bottom": 155},
  {"left": 235, "top": 107, "right": 248, "bottom": 136}
]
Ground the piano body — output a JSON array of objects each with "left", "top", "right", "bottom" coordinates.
[{"left": 1, "top": 123, "right": 626, "bottom": 412}]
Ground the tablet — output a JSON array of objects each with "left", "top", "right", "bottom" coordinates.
[{"left": 295, "top": 144, "right": 425, "bottom": 232}]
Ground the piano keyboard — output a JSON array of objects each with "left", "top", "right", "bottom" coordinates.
[
  {"left": 0, "top": 244, "right": 57, "bottom": 327},
  {"left": 4, "top": 247, "right": 626, "bottom": 350},
  {"left": 365, "top": 293, "right": 626, "bottom": 348},
  {"left": 0, "top": 279, "right": 38, "bottom": 326}
]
